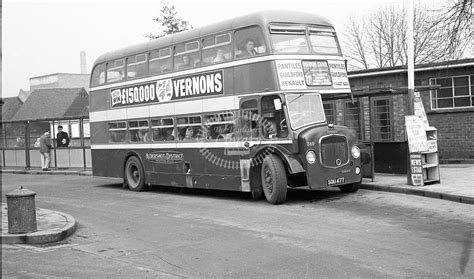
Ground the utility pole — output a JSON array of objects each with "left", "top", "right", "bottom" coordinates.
[{"left": 407, "top": 0, "right": 415, "bottom": 114}]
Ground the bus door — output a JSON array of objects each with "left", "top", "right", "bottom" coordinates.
[
  {"left": 174, "top": 115, "right": 205, "bottom": 188},
  {"left": 235, "top": 97, "right": 261, "bottom": 192}
]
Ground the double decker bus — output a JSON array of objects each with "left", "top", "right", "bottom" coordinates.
[{"left": 89, "top": 10, "right": 363, "bottom": 204}]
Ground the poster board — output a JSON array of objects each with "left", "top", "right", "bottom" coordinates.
[{"left": 405, "top": 115, "right": 428, "bottom": 153}]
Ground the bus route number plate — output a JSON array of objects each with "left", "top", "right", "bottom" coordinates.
[{"left": 327, "top": 177, "right": 345, "bottom": 186}]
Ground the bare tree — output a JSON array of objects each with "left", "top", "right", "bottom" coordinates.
[
  {"left": 433, "top": 0, "right": 473, "bottom": 58},
  {"left": 343, "top": 1, "right": 472, "bottom": 70},
  {"left": 344, "top": 17, "right": 370, "bottom": 69},
  {"left": 145, "top": 0, "right": 192, "bottom": 39}
]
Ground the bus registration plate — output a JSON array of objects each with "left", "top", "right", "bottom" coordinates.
[{"left": 327, "top": 177, "right": 345, "bottom": 186}]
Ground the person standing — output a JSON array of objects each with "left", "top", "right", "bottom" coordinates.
[
  {"left": 56, "top": 125, "right": 70, "bottom": 147},
  {"left": 39, "top": 131, "right": 52, "bottom": 171}
]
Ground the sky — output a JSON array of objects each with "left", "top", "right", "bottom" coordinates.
[{"left": 1, "top": 0, "right": 457, "bottom": 98}]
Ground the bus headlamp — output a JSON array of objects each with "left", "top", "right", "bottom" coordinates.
[
  {"left": 351, "top": 145, "right": 360, "bottom": 159},
  {"left": 306, "top": 150, "right": 316, "bottom": 165}
]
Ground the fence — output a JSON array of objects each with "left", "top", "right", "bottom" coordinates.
[{"left": 1, "top": 118, "right": 91, "bottom": 169}]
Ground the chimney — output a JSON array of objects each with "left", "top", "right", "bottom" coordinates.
[{"left": 80, "top": 51, "right": 87, "bottom": 74}]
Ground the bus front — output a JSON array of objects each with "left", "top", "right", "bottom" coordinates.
[{"left": 269, "top": 21, "right": 362, "bottom": 192}]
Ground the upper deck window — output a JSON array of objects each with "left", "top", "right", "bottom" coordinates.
[
  {"left": 126, "top": 53, "right": 147, "bottom": 79},
  {"left": 149, "top": 48, "right": 173, "bottom": 74},
  {"left": 234, "top": 26, "right": 267, "bottom": 59},
  {"left": 106, "top": 59, "right": 125, "bottom": 83},
  {"left": 269, "top": 24, "right": 309, "bottom": 54},
  {"left": 309, "top": 27, "right": 341, "bottom": 55},
  {"left": 202, "top": 33, "right": 232, "bottom": 65},
  {"left": 91, "top": 63, "right": 106, "bottom": 87},
  {"left": 174, "top": 41, "right": 201, "bottom": 70}
]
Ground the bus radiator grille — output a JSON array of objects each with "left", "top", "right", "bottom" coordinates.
[{"left": 320, "top": 136, "right": 348, "bottom": 167}]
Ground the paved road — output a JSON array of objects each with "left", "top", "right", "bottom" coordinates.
[{"left": 2, "top": 174, "right": 473, "bottom": 278}]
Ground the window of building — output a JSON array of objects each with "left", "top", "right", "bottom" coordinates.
[
  {"left": 149, "top": 48, "right": 173, "bottom": 74},
  {"left": 202, "top": 33, "right": 232, "bottom": 65},
  {"left": 372, "top": 98, "right": 392, "bottom": 141},
  {"left": 106, "top": 59, "right": 125, "bottom": 83},
  {"left": 430, "top": 75, "right": 473, "bottom": 109},
  {"left": 234, "top": 26, "right": 267, "bottom": 58},
  {"left": 174, "top": 41, "right": 201, "bottom": 70},
  {"left": 323, "top": 102, "right": 336, "bottom": 124},
  {"left": 151, "top": 118, "right": 175, "bottom": 141},
  {"left": 344, "top": 101, "right": 362, "bottom": 140},
  {"left": 128, "top": 120, "right": 149, "bottom": 142},
  {"left": 176, "top": 115, "right": 203, "bottom": 141},
  {"left": 108, "top": 122, "right": 127, "bottom": 143},
  {"left": 127, "top": 53, "right": 147, "bottom": 79},
  {"left": 91, "top": 63, "right": 106, "bottom": 87}
]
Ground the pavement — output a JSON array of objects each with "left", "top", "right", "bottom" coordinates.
[
  {"left": 1, "top": 164, "right": 472, "bottom": 245},
  {"left": 1, "top": 203, "right": 76, "bottom": 245}
]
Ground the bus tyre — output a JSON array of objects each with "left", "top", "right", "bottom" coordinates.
[
  {"left": 261, "top": 155, "right": 287, "bottom": 204},
  {"left": 339, "top": 182, "right": 360, "bottom": 193},
  {"left": 124, "top": 156, "right": 145, "bottom": 192}
]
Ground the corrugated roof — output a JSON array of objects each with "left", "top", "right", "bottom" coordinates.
[
  {"left": 11, "top": 88, "right": 89, "bottom": 121},
  {"left": 1, "top": 97, "right": 23, "bottom": 121}
]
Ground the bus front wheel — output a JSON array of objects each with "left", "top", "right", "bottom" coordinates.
[
  {"left": 339, "top": 182, "right": 360, "bottom": 193},
  {"left": 261, "top": 155, "right": 287, "bottom": 204},
  {"left": 124, "top": 156, "right": 145, "bottom": 192}
]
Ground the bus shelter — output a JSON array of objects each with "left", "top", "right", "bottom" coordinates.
[
  {"left": 1, "top": 87, "right": 91, "bottom": 170},
  {"left": 1, "top": 117, "right": 91, "bottom": 170}
]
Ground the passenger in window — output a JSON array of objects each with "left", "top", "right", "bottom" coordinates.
[
  {"left": 184, "top": 127, "right": 194, "bottom": 140},
  {"left": 161, "top": 65, "right": 170, "bottom": 72},
  {"left": 139, "top": 130, "right": 149, "bottom": 142},
  {"left": 238, "top": 39, "right": 257, "bottom": 58},
  {"left": 165, "top": 128, "right": 175, "bottom": 141},
  {"left": 213, "top": 49, "right": 226, "bottom": 63},
  {"left": 177, "top": 55, "right": 191, "bottom": 70}
]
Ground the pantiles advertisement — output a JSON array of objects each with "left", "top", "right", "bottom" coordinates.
[{"left": 276, "top": 60, "right": 350, "bottom": 90}]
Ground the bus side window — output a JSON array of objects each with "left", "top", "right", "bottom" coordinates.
[
  {"left": 149, "top": 48, "right": 173, "bottom": 75},
  {"left": 174, "top": 41, "right": 200, "bottom": 70},
  {"left": 234, "top": 26, "right": 267, "bottom": 58},
  {"left": 106, "top": 59, "right": 125, "bottom": 83},
  {"left": 176, "top": 116, "right": 202, "bottom": 141},
  {"left": 126, "top": 53, "right": 147, "bottom": 79},
  {"left": 202, "top": 33, "right": 232, "bottom": 65},
  {"left": 204, "top": 112, "right": 236, "bottom": 140},
  {"left": 128, "top": 120, "right": 149, "bottom": 142},
  {"left": 108, "top": 122, "right": 127, "bottom": 143},
  {"left": 151, "top": 118, "right": 175, "bottom": 141},
  {"left": 91, "top": 63, "right": 106, "bottom": 87}
]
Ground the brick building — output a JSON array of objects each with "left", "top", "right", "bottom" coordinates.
[{"left": 324, "top": 59, "right": 474, "bottom": 173}]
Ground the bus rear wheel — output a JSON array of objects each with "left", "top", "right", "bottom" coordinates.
[
  {"left": 261, "top": 154, "right": 287, "bottom": 204},
  {"left": 339, "top": 182, "right": 360, "bottom": 193},
  {"left": 124, "top": 156, "right": 145, "bottom": 192}
]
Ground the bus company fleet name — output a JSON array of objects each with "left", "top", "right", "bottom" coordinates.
[{"left": 110, "top": 71, "right": 223, "bottom": 108}]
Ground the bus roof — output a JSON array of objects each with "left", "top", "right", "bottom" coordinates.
[{"left": 92, "top": 10, "right": 334, "bottom": 67}]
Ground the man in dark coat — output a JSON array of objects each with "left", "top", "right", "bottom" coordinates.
[
  {"left": 56, "top": 125, "right": 70, "bottom": 147},
  {"left": 39, "top": 131, "right": 52, "bottom": 171}
]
